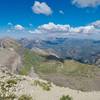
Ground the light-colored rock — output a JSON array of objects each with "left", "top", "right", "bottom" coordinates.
[{"left": 0, "top": 68, "right": 100, "bottom": 100}]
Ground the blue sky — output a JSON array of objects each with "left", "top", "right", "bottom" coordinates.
[{"left": 0, "top": 0, "right": 100, "bottom": 39}]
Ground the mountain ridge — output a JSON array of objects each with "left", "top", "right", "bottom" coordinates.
[{"left": 19, "top": 37, "right": 100, "bottom": 66}]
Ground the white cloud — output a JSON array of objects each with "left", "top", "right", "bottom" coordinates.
[
  {"left": 71, "top": 25, "right": 95, "bottom": 34},
  {"left": 31, "top": 21, "right": 100, "bottom": 38},
  {"left": 90, "top": 20, "right": 100, "bottom": 28},
  {"left": 59, "top": 10, "right": 64, "bottom": 14},
  {"left": 29, "top": 30, "right": 35, "bottom": 34},
  {"left": 8, "top": 22, "right": 13, "bottom": 26},
  {"left": 6, "top": 21, "right": 100, "bottom": 39},
  {"left": 35, "top": 22, "right": 70, "bottom": 34},
  {"left": 72, "top": 0, "right": 100, "bottom": 8},
  {"left": 32, "top": 1, "right": 52, "bottom": 16},
  {"left": 14, "top": 25, "right": 24, "bottom": 30}
]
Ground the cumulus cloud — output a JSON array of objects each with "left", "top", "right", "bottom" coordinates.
[
  {"left": 30, "top": 20, "right": 100, "bottom": 35},
  {"left": 71, "top": 25, "right": 95, "bottom": 34},
  {"left": 72, "top": 0, "right": 100, "bottom": 8},
  {"left": 33, "top": 22, "right": 70, "bottom": 34},
  {"left": 32, "top": 1, "right": 52, "bottom": 16},
  {"left": 59, "top": 10, "right": 64, "bottom": 14},
  {"left": 14, "top": 24, "right": 24, "bottom": 30},
  {"left": 90, "top": 20, "right": 100, "bottom": 28},
  {"left": 7, "top": 21, "right": 100, "bottom": 39},
  {"left": 39, "top": 23, "right": 70, "bottom": 32},
  {"left": 31, "top": 21, "right": 100, "bottom": 37}
]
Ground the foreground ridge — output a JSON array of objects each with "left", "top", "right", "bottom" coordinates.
[{"left": 0, "top": 67, "right": 100, "bottom": 100}]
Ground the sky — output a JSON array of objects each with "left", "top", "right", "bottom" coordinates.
[{"left": 0, "top": 0, "right": 100, "bottom": 39}]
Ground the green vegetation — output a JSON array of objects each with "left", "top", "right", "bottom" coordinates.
[
  {"left": 60, "top": 95, "right": 73, "bottom": 100},
  {"left": 34, "top": 59, "right": 99, "bottom": 78},
  {"left": 34, "top": 61, "right": 62, "bottom": 74},
  {"left": 33, "top": 58, "right": 100, "bottom": 91},
  {"left": 19, "top": 48, "right": 100, "bottom": 78},
  {"left": 19, "top": 49, "right": 45, "bottom": 75},
  {"left": 34, "top": 80, "right": 52, "bottom": 91},
  {"left": 61, "top": 60, "right": 98, "bottom": 77},
  {"left": 0, "top": 78, "right": 32, "bottom": 100},
  {"left": 0, "top": 79, "right": 17, "bottom": 100},
  {"left": 6, "top": 79, "right": 17, "bottom": 86},
  {"left": 18, "top": 95, "right": 32, "bottom": 100}
]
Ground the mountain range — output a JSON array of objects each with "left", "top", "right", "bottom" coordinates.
[{"left": 19, "top": 37, "right": 100, "bottom": 66}]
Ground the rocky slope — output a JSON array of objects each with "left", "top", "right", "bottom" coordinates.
[
  {"left": 0, "top": 48, "right": 21, "bottom": 73},
  {"left": 0, "top": 38, "right": 22, "bottom": 73},
  {"left": 0, "top": 67, "right": 100, "bottom": 100}
]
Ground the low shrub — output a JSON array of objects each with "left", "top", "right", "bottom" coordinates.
[
  {"left": 34, "top": 80, "right": 52, "bottom": 91},
  {"left": 18, "top": 94, "right": 32, "bottom": 100},
  {"left": 0, "top": 81, "right": 16, "bottom": 100},
  {"left": 60, "top": 95, "right": 73, "bottom": 100}
]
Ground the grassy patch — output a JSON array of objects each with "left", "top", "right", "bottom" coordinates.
[
  {"left": 34, "top": 80, "right": 52, "bottom": 91},
  {"left": 19, "top": 49, "right": 45, "bottom": 75},
  {"left": 34, "top": 59, "right": 99, "bottom": 78},
  {"left": 19, "top": 48, "right": 99, "bottom": 78},
  {"left": 34, "top": 61, "right": 62, "bottom": 74},
  {"left": 61, "top": 60, "right": 98, "bottom": 77}
]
